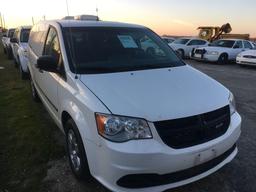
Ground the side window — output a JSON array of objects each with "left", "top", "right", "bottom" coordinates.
[
  {"left": 188, "top": 40, "right": 206, "bottom": 46},
  {"left": 13, "top": 29, "right": 19, "bottom": 40},
  {"left": 233, "top": 41, "right": 243, "bottom": 49},
  {"left": 244, "top": 41, "right": 253, "bottom": 49},
  {"left": 187, "top": 40, "right": 198, "bottom": 46},
  {"left": 44, "top": 27, "right": 61, "bottom": 65},
  {"left": 198, "top": 40, "right": 207, "bottom": 45}
]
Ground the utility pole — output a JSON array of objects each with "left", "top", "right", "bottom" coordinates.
[
  {"left": 65, "top": 0, "right": 70, "bottom": 16},
  {"left": 96, "top": 6, "right": 99, "bottom": 18},
  {"left": 0, "top": 12, "right": 3, "bottom": 29},
  {"left": 3, "top": 15, "right": 5, "bottom": 29},
  {"left": 32, "top": 17, "right": 35, "bottom": 25}
]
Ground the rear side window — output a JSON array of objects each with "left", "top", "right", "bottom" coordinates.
[
  {"left": 8, "top": 29, "right": 15, "bottom": 38},
  {"left": 244, "top": 41, "right": 253, "bottom": 49},
  {"left": 188, "top": 40, "right": 207, "bottom": 46},
  {"left": 233, "top": 41, "right": 243, "bottom": 48}
]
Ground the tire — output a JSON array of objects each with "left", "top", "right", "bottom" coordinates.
[
  {"left": 3, "top": 47, "right": 6, "bottom": 54},
  {"left": 217, "top": 53, "right": 228, "bottom": 64},
  {"left": 20, "top": 64, "right": 29, "bottom": 80},
  {"left": 7, "top": 48, "right": 13, "bottom": 59},
  {"left": 14, "top": 57, "right": 18, "bottom": 68},
  {"left": 30, "top": 80, "right": 40, "bottom": 102},
  {"left": 65, "top": 119, "right": 91, "bottom": 180},
  {"left": 177, "top": 49, "right": 185, "bottom": 59}
]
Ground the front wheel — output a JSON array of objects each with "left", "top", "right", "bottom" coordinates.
[
  {"left": 65, "top": 119, "right": 91, "bottom": 180},
  {"left": 218, "top": 54, "right": 228, "bottom": 64}
]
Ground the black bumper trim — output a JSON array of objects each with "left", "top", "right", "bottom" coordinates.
[{"left": 117, "top": 144, "right": 236, "bottom": 189}]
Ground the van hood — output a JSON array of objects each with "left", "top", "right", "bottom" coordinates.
[
  {"left": 197, "top": 46, "right": 231, "bottom": 53},
  {"left": 20, "top": 43, "right": 29, "bottom": 52},
  {"left": 80, "top": 66, "right": 230, "bottom": 122}
]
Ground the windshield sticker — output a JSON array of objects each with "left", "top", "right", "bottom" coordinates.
[{"left": 118, "top": 35, "right": 138, "bottom": 48}]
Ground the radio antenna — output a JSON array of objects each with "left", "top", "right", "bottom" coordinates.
[
  {"left": 65, "top": 0, "right": 70, "bottom": 16},
  {"left": 96, "top": 6, "right": 99, "bottom": 18}
]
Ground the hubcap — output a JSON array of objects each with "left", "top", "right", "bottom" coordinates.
[
  {"left": 67, "top": 129, "right": 81, "bottom": 171},
  {"left": 31, "top": 81, "right": 36, "bottom": 97}
]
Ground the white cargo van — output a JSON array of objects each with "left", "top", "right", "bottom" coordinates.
[{"left": 27, "top": 18, "right": 241, "bottom": 192}]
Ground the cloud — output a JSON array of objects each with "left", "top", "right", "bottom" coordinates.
[{"left": 172, "top": 19, "right": 194, "bottom": 27}]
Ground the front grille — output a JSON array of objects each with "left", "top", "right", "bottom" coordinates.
[
  {"left": 117, "top": 144, "right": 236, "bottom": 189},
  {"left": 154, "top": 105, "right": 230, "bottom": 149},
  {"left": 194, "top": 49, "right": 206, "bottom": 54},
  {"left": 243, "top": 55, "right": 256, "bottom": 59}
]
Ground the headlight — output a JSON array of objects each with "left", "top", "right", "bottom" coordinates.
[
  {"left": 95, "top": 113, "right": 152, "bottom": 142},
  {"left": 207, "top": 51, "right": 219, "bottom": 55},
  {"left": 229, "top": 92, "right": 236, "bottom": 115},
  {"left": 237, "top": 53, "right": 242, "bottom": 58}
]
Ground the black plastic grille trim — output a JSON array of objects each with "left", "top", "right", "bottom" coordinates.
[{"left": 154, "top": 105, "right": 230, "bottom": 149}]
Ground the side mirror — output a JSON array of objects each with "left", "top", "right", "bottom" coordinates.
[
  {"left": 10, "top": 38, "right": 18, "bottom": 43},
  {"left": 37, "top": 55, "right": 58, "bottom": 73}
]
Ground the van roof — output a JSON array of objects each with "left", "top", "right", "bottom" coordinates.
[
  {"left": 42, "top": 20, "right": 146, "bottom": 29},
  {"left": 18, "top": 26, "right": 32, "bottom": 30}
]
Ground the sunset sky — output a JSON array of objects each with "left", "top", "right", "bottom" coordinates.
[{"left": 0, "top": 0, "right": 255, "bottom": 37}]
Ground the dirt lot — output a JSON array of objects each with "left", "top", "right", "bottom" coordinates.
[{"left": 0, "top": 44, "right": 256, "bottom": 192}]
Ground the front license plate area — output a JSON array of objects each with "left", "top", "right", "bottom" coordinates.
[{"left": 194, "top": 148, "right": 217, "bottom": 166}]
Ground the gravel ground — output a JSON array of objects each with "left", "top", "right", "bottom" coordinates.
[{"left": 41, "top": 60, "right": 256, "bottom": 192}]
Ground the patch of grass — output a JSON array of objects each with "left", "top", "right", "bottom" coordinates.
[{"left": 0, "top": 42, "right": 65, "bottom": 191}]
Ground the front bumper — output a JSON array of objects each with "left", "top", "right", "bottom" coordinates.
[
  {"left": 191, "top": 53, "right": 220, "bottom": 62},
  {"left": 236, "top": 57, "right": 256, "bottom": 66},
  {"left": 87, "top": 112, "right": 241, "bottom": 192}
]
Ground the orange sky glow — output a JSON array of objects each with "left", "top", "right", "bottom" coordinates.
[{"left": 0, "top": 0, "right": 255, "bottom": 37}]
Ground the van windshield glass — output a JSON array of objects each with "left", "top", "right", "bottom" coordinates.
[
  {"left": 63, "top": 27, "right": 184, "bottom": 74},
  {"left": 210, "top": 40, "right": 235, "bottom": 48},
  {"left": 20, "top": 29, "right": 31, "bottom": 42},
  {"left": 173, "top": 39, "right": 190, "bottom": 45}
]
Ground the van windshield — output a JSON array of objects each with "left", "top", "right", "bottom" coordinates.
[
  {"left": 20, "top": 29, "right": 31, "bottom": 42},
  {"left": 173, "top": 39, "right": 190, "bottom": 45},
  {"left": 63, "top": 27, "right": 184, "bottom": 74},
  {"left": 210, "top": 40, "right": 235, "bottom": 48}
]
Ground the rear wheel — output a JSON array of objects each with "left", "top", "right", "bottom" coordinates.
[
  {"left": 218, "top": 53, "right": 228, "bottom": 64},
  {"left": 65, "top": 119, "right": 91, "bottom": 180},
  {"left": 7, "top": 48, "right": 13, "bottom": 59},
  {"left": 177, "top": 49, "right": 185, "bottom": 59},
  {"left": 3, "top": 47, "right": 6, "bottom": 54},
  {"left": 20, "top": 64, "right": 29, "bottom": 80},
  {"left": 30, "top": 80, "right": 40, "bottom": 102}
]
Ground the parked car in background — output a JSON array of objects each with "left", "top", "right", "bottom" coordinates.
[
  {"left": 169, "top": 38, "right": 208, "bottom": 59},
  {"left": 1, "top": 28, "right": 15, "bottom": 59},
  {"left": 252, "top": 42, "right": 256, "bottom": 48},
  {"left": 191, "top": 39, "right": 254, "bottom": 64},
  {"left": 162, "top": 37, "right": 175, "bottom": 44},
  {"left": 10, "top": 26, "right": 31, "bottom": 79},
  {"left": 28, "top": 19, "right": 241, "bottom": 192},
  {"left": 236, "top": 50, "right": 256, "bottom": 67}
]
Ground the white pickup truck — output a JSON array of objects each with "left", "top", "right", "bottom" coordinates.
[
  {"left": 2, "top": 28, "right": 15, "bottom": 59},
  {"left": 10, "top": 26, "right": 31, "bottom": 79}
]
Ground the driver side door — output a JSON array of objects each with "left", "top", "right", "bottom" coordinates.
[{"left": 36, "top": 27, "right": 61, "bottom": 118}]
